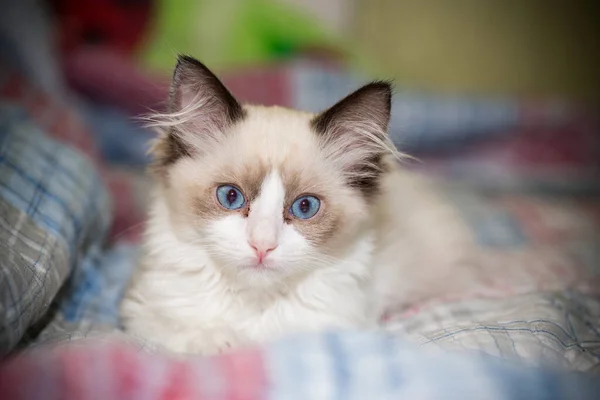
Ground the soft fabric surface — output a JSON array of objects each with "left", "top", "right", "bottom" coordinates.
[
  {"left": 2, "top": 331, "right": 600, "bottom": 400},
  {"left": 1, "top": 64, "right": 599, "bottom": 373},
  {"left": 0, "top": 48, "right": 599, "bottom": 399},
  {"left": 394, "top": 183, "right": 600, "bottom": 370},
  {"left": 4, "top": 136, "right": 597, "bottom": 373},
  {"left": 0, "top": 63, "right": 148, "bottom": 241},
  {"left": 0, "top": 103, "right": 111, "bottom": 354},
  {"left": 389, "top": 291, "right": 600, "bottom": 372}
]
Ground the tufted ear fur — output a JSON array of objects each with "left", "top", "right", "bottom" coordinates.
[
  {"left": 147, "top": 55, "right": 245, "bottom": 174},
  {"left": 311, "top": 81, "right": 396, "bottom": 198}
]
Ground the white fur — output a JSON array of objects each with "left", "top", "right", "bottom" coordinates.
[
  {"left": 121, "top": 181, "right": 375, "bottom": 354},
  {"left": 246, "top": 170, "right": 285, "bottom": 253},
  {"left": 121, "top": 87, "right": 474, "bottom": 355},
  {"left": 120, "top": 167, "right": 473, "bottom": 355}
]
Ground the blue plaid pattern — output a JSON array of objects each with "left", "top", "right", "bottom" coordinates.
[
  {"left": 0, "top": 103, "right": 111, "bottom": 354},
  {"left": 3, "top": 330, "right": 600, "bottom": 399},
  {"left": 266, "top": 331, "right": 600, "bottom": 400}
]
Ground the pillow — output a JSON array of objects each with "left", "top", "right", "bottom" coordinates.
[{"left": 0, "top": 103, "right": 111, "bottom": 354}]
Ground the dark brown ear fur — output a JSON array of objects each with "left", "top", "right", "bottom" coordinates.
[
  {"left": 151, "top": 55, "right": 245, "bottom": 174},
  {"left": 168, "top": 55, "right": 244, "bottom": 125},
  {"left": 312, "top": 81, "right": 392, "bottom": 136},
  {"left": 311, "top": 81, "right": 393, "bottom": 198}
]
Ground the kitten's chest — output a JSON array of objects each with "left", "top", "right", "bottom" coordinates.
[
  {"left": 208, "top": 292, "right": 342, "bottom": 342},
  {"left": 184, "top": 282, "right": 367, "bottom": 347}
]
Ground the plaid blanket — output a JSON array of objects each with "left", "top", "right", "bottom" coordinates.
[
  {"left": 2, "top": 331, "right": 600, "bottom": 400},
  {"left": 0, "top": 103, "right": 111, "bottom": 353},
  {"left": 1, "top": 53, "right": 600, "bottom": 398}
]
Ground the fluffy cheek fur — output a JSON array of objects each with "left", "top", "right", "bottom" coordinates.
[{"left": 158, "top": 141, "right": 370, "bottom": 287}]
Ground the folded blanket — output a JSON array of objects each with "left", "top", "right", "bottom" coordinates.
[{"left": 0, "top": 103, "right": 111, "bottom": 354}]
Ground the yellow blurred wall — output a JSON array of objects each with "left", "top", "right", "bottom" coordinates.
[{"left": 353, "top": 0, "right": 599, "bottom": 103}]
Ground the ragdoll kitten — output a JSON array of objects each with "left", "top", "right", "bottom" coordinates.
[{"left": 120, "top": 55, "right": 474, "bottom": 355}]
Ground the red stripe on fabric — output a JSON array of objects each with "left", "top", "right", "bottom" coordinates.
[
  {"left": 0, "top": 356, "right": 34, "bottom": 400},
  {"left": 159, "top": 360, "right": 195, "bottom": 400},
  {"left": 217, "top": 349, "right": 266, "bottom": 400},
  {"left": 111, "top": 345, "right": 142, "bottom": 399},
  {"left": 59, "top": 348, "right": 92, "bottom": 400}
]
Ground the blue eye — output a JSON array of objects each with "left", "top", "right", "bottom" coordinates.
[
  {"left": 216, "top": 185, "right": 246, "bottom": 210},
  {"left": 290, "top": 195, "right": 320, "bottom": 219}
]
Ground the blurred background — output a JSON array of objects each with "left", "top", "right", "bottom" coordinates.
[{"left": 0, "top": 0, "right": 598, "bottom": 241}]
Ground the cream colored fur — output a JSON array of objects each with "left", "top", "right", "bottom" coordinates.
[{"left": 120, "top": 61, "right": 473, "bottom": 355}]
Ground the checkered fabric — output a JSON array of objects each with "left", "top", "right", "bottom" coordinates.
[
  {"left": 1, "top": 53, "right": 599, "bottom": 397},
  {"left": 387, "top": 291, "right": 600, "bottom": 372},
  {"left": 1, "top": 331, "right": 599, "bottom": 400},
  {"left": 0, "top": 103, "right": 111, "bottom": 354},
  {"left": 0, "top": 63, "right": 147, "bottom": 244},
  {"left": 380, "top": 183, "right": 600, "bottom": 371}
]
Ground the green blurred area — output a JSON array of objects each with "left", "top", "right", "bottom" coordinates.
[
  {"left": 140, "top": 0, "right": 600, "bottom": 103},
  {"left": 141, "top": 0, "right": 341, "bottom": 72}
]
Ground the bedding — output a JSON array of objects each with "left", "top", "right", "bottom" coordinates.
[
  {"left": 2, "top": 331, "right": 600, "bottom": 400},
  {"left": 385, "top": 184, "right": 600, "bottom": 371},
  {"left": 0, "top": 55, "right": 599, "bottom": 398},
  {"left": 0, "top": 102, "right": 111, "bottom": 354}
]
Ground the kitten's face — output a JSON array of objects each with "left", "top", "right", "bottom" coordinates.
[{"left": 150, "top": 56, "right": 394, "bottom": 286}]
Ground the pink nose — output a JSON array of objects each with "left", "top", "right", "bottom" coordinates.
[{"left": 249, "top": 242, "right": 278, "bottom": 263}]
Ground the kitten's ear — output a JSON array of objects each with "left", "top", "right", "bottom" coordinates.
[
  {"left": 312, "top": 81, "right": 392, "bottom": 137},
  {"left": 150, "top": 55, "right": 245, "bottom": 171},
  {"left": 311, "top": 81, "right": 395, "bottom": 197},
  {"left": 168, "top": 55, "right": 244, "bottom": 124}
]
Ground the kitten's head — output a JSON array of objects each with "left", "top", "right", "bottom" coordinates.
[{"left": 148, "top": 55, "right": 398, "bottom": 286}]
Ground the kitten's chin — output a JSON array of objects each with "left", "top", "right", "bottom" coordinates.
[{"left": 235, "top": 265, "right": 283, "bottom": 288}]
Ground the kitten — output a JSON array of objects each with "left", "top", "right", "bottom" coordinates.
[{"left": 120, "top": 55, "right": 474, "bottom": 355}]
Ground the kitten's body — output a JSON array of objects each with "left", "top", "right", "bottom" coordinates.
[{"left": 120, "top": 57, "right": 473, "bottom": 355}]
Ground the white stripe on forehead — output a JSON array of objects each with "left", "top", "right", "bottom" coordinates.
[
  {"left": 247, "top": 170, "right": 285, "bottom": 244},
  {"left": 254, "top": 170, "right": 285, "bottom": 213}
]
